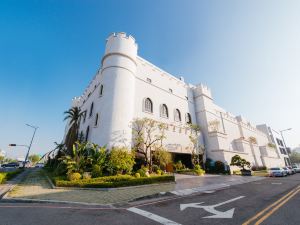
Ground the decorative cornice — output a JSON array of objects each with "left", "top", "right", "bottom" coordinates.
[{"left": 101, "top": 52, "right": 137, "bottom": 66}]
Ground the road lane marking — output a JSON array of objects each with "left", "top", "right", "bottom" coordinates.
[
  {"left": 180, "top": 196, "right": 245, "bottom": 219},
  {"left": 127, "top": 207, "right": 182, "bottom": 225},
  {"left": 254, "top": 188, "right": 300, "bottom": 225},
  {"left": 242, "top": 185, "right": 300, "bottom": 225},
  {"left": 271, "top": 182, "right": 282, "bottom": 185}
]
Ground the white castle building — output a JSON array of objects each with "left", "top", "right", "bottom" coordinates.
[{"left": 66, "top": 32, "right": 290, "bottom": 169}]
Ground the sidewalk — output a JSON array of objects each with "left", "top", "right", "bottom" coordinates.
[
  {"left": 4, "top": 168, "right": 175, "bottom": 205},
  {"left": 3, "top": 169, "right": 265, "bottom": 205}
]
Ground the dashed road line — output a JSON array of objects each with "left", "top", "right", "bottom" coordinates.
[{"left": 127, "top": 207, "right": 182, "bottom": 225}]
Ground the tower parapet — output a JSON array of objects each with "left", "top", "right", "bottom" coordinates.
[
  {"left": 71, "top": 97, "right": 81, "bottom": 108},
  {"left": 194, "top": 84, "right": 213, "bottom": 100},
  {"left": 102, "top": 32, "right": 138, "bottom": 73}
]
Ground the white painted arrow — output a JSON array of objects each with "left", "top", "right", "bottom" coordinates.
[{"left": 180, "top": 196, "right": 245, "bottom": 219}]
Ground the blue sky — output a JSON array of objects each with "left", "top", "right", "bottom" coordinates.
[{"left": 0, "top": 0, "right": 299, "bottom": 158}]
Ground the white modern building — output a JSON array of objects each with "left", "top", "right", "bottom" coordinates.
[{"left": 66, "top": 32, "right": 289, "bottom": 169}]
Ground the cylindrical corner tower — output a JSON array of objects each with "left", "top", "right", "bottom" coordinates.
[{"left": 100, "top": 32, "right": 138, "bottom": 148}]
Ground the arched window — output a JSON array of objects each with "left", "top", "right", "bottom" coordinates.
[
  {"left": 89, "top": 102, "right": 94, "bottom": 117},
  {"left": 144, "top": 98, "right": 153, "bottom": 113},
  {"left": 85, "top": 126, "right": 90, "bottom": 142},
  {"left": 174, "top": 109, "right": 181, "bottom": 122},
  {"left": 99, "top": 85, "right": 103, "bottom": 97},
  {"left": 94, "top": 113, "right": 99, "bottom": 126},
  {"left": 186, "top": 113, "right": 192, "bottom": 124},
  {"left": 161, "top": 104, "right": 168, "bottom": 118},
  {"left": 82, "top": 110, "right": 87, "bottom": 123}
]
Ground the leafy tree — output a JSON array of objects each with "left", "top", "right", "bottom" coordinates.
[
  {"left": 230, "top": 155, "right": 251, "bottom": 171},
  {"left": 290, "top": 151, "right": 300, "bottom": 164},
  {"left": 28, "top": 154, "right": 40, "bottom": 165},
  {"left": 64, "top": 107, "right": 84, "bottom": 155},
  {"left": 188, "top": 124, "right": 204, "bottom": 167},
  {"left": 0, "top": 155, "right": 4, "bottom": 164},
  {"left": 107, "top": 147, "right": 135, "bottom": 175},
  {"left": 132, "top": 118, "right": 167, "bottom": 169},
  {"left": 153, "top": 147, "right": 172, "bottom": 170}
]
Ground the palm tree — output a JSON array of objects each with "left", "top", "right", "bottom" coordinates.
[{"left": 64, "top": 106, "right": 84, "bottom": 155}]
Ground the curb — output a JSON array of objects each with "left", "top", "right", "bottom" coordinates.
[
  {"left": 1, "top": 196, "right": 116, "bottom": 208},
  {"left": 46, "top": 176, "right": 175, "bottom": 191}
]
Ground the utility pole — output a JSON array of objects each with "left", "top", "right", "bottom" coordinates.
[
  {"left": 280, "top": 128, "right": 292, "bottom": 165},
  {"left": 23, "top": 124, "right": 38, "bottom": 168}
]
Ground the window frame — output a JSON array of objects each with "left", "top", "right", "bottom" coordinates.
[
  {"left": 174, "top": 109, "right": 181, "bottom": 122},
  {"left": 99, "top": 84, "right": 104, "bottom": 97},
  {"left": 85, "top": 126, "right": 90, "bottom": 142},
  {"left": 89, "top": 102, "right": 94, "bottom": 117},
  {"left": 160, "top": 104, "right": 169, "bottom": 118},
  {"left": 94, "top": 113, "right": 99, "bottom": 127},
  {"left": 143, "top": 98, "right": 153, "bottom": 114},
  {"left": 186, "top": 113, "right": 192, "bottom": 124}
]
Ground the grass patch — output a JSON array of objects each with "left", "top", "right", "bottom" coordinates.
[
  {"left": 0, "top": 169, "right": 24, "bottom": 184},
  {"left": 50, "top": 174, "right": 175, "bottom": 188}
]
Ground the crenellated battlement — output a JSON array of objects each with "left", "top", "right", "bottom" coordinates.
[
  {"left": 103, "top": 32, "right": 138, "bottom": 68},
  {"left": 106, "top": 32, "right": 137, "bottom": 47},
  {"left": 194, "top": 83, "right": 213, "bottom": 99},
  {"left": 71, "top": 96, "right": 82, "bottom": 107}
]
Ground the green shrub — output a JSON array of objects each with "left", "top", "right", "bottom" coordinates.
[
  {"left": 54, "top": 175, "right": 175, "bottom": 188},
  {"left": 194, "top": 164, "right": 205, "bottom": 176},
  {"left": 153, "top": 147, "right": 172, "bottom": 170},
  {"left": 135, "top": 173, "right": 140, "bottom": 178},
  {"left": 156, "top": 169, "right": 163, "bottom": 175},
  {"left": 137, "top": 169, "right": 147, "bottom": 177},
  {"left": 174, "top": 161, "right": 185, "bottom": 171},
  {"left": 82, "top": 172, "right": 91, "bottom": 179},
  {"left": 194, "top": 164, "right": 201, "bottom": 170},
  {"left": 205, "top": 158, "right": 214, "bottom": 173},
  {"left": 233, "top": 170, "right": 242, "bottom": 175},
  {"left": 0, "top": 173, "right": 6, "bottom": 184},
  {"left": 230, "top": 155, "right": 251, "bottom": 171},
  {"left": 152, "top": 165, "right": 159, "bottom": 173},
  {"left": 91, "top": 165, "right": 102, "bottom": 178},
  {"left": 251, "top": 166, "right": 267, "bottom": 171},
  {"left": 215, "top": 161, "right": 225, "bottom": 173},
  {"left": 107, "top": 147, "right": 135, "bottom": 175},
  {"left": 0, "top": 169, "right": 23, "bottom": 184},
  {"left": 67, "top": 172, "right": 81, "bottom": 181}
]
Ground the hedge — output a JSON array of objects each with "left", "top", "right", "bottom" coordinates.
[
  {"left": 0, "top": 169, "right": 23, "bottom": 184},
  {"left": 53, "top": 174, "right": 175, "bottom": 188}
]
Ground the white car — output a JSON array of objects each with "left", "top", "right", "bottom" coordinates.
[
  {"left": 269, "top": 167, "right": 287, "bottom": 177},
  {"left": 292, "top": 165, "right": 300, "bottom": 173}
]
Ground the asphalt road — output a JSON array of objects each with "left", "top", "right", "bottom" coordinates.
[{"left": 0, "top": 174, "right": 299, "bottom": 225}]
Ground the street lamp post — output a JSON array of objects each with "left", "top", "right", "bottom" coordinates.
[
  {"left": 280, "top": 128, "right": 292, "bottom": 150},
  {"left": 279, "top": 128, "right": 292, "bottom": 165},
  {"left": 23, "top": 124, "right": 38, "bottom": 168},
  {"left": 9, "top": 124, "right": 38, "bottom": 168}
]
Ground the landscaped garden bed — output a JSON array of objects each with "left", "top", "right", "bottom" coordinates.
[
  {"left": 0, "top": 169, "right": 23, "bottom": 184},
  {"left": 51, "top": 174, "right": 175, "bottom": 188}
]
